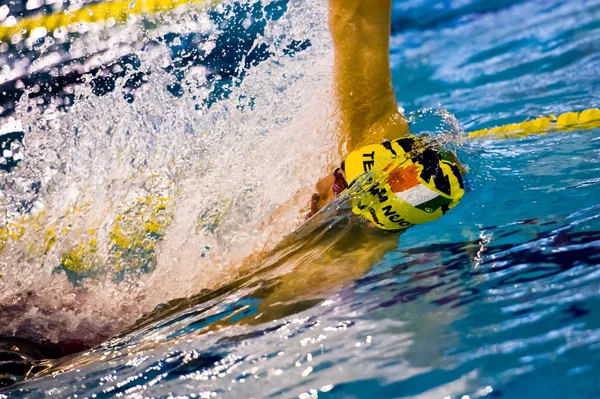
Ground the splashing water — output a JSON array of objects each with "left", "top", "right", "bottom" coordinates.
[
  {"left": 408, "top": 108, "right": 464, "bottom": 150},
  {"left": 0, "top": 0, "right": 337, "bottom": 349},
  {"left": 2, "top": 0, "right": 600, "bottom": 397}
]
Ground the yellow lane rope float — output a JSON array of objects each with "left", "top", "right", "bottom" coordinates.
[
  {"left": 0, "top": 0, "right": 221, "bottom": 42},
  {"left": 466, "top": 108, "right": 600, "bottom": 140}
]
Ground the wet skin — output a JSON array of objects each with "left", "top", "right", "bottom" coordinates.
[
  {"left": 27, "top": 0, "right": 459, "bottom": 377},
  {"left": 305, "top": 0, "right": 412, "bottom": 217}
]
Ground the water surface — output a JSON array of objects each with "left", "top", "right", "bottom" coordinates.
[{"left": 1, "top": 0, "right": 600, "bottom": 397}]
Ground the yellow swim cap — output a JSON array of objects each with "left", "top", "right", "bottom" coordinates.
[{"left": 344, "top": 136, "right": 465, "bottom": 231}]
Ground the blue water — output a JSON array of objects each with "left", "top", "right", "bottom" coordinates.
[{"left": 2, "top": 0, "right": 600, "bottom": 398}]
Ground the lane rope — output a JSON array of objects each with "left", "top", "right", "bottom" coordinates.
[
  {"left": 466, "top": 108, "right": 600, "bottom": 140},
  {"left": 2, "top": 2, "right": 600, "bottom": 141},
  {"left": 0, "top": 0, "right": 220, "bottom": 42}
]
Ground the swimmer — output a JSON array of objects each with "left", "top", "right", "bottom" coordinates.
[
  {"left": 213, "top": 0, "right": 468, "bottom": 327},
  {"left": 128, "top": 0, "right": 469, "bottom": 336},
  {"left": 306, "top": 0, "right": 465, "bottom": 228}
]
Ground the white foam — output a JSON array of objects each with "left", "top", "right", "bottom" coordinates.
[
  {"left": 0, "top": 0, "right": 336, "bottom": 347},
  {"left": 0, "top": 117, "right": 22, "bottom": 134}
]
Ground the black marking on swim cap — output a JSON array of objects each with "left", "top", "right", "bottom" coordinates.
[
  {"left": 445, "top": 161, "right": 465, "bottom": 190},
  {"left": 362, "top": 151, "right": 376, "bottom": 173},
  {"left": 396, "top": 137, "right": 415, "bottom": 153},
  {"left": 434, "top": 173, "right": 451, "bottom": 196},
  {"left": 381, "top": 141, "right": 397, "bottom": 156},
  {"left": 368, "top": 207, "right": 385, "bottom": 227},
  {"left": 380, "top": 205, "right": 412, "bottom": 227},
  {"left": 415, "top": 195, "right": 453, "bottom": 214},
  {"left": 415, "top": 149, "right": 451, "bottom": 196},
  {"left": 368, "top": 183, "right": 389, "bottom": 204}
]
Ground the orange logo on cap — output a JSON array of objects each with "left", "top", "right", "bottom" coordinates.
[{"left": 385, "top": 163, "right": 419, "bottom": 193}]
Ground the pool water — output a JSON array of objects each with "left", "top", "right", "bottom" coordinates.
[{"left": 1, "top": 0, "right": 600, "bottom": 398}]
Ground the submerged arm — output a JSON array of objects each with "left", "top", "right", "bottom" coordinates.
[{"left": 329, "top": 0, "right": 408, "bottom": 152}]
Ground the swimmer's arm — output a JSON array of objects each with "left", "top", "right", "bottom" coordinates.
[{"left": 329, "top": 0, "right": 409, "bottom": 152}]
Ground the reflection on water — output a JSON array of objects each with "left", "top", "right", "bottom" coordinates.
[{"left": 2, "top": 0, "right": 600, "bottom": 398}]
